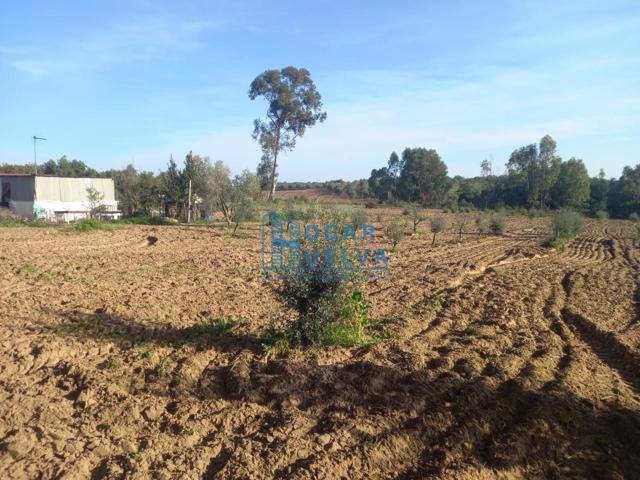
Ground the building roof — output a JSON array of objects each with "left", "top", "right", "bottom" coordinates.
[{"left": 0, "top": 173, "right": 112, "bottom": 180}]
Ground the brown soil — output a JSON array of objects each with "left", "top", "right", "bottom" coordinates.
[
  {"left": 1, "top": 214, "right": 639, "bottom": 479},
  {"left": 274, "top": 188, "right": 352, "bottom": 202}
]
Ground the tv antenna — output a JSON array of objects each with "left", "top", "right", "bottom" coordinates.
[{"left": 33, "top": 135, "right": 47, "bottom": 174}]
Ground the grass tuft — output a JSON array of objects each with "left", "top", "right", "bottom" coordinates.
[{"left": 63, "top": 218, "right": 115, "bottom": 233}]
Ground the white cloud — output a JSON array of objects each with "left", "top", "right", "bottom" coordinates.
[{"left": 3, "top": 18, "right": 217, "bottom": 77}]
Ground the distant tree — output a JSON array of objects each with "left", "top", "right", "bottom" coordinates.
[
  {"left": 387, "top": 151, "right": 403, "bottom": 177},
  {"left": 506, "top": 135, "right": 561, "bottom": 208},
  {"left": 608, "top": 164, "right": 640, "bottom": 218},
  {"left": 551, "top": 157, "right": 590, "bottom": 210},
  {"left": 107, "top": 164, "right": 140, "bottom": 216},
  {"left": 506, "top": 143, "right": 538, "bottom": 207},
  {"left": 229, "top": 169, "right": 261, "bottom": 233},
  {"left": 161, "top": 155, "right": 188, "bottom": 218},
  {"left": 368, "top": 167, "right": 396, "bottom": 202},
  {"left": 206, "top": 160, "right": 234, "bottom": 223},
  {"left": 0, "top": 163, "right": 33, "bottom": 174},
  {"left": 184, "top": 151, "right": 213, "bottom": 201},
  {"left": 256, "top": 154, "right": 275, "bottom": 191},
  {"left": 536, "top": 135, "right": 562, "bottom": 208},
  {"left": 137, "top": 172, "right": 163, "bottom": 215},
  {"left": 397, "top": 147, "right": 448, "bottom": 205},
  {"left": 41, "top": 156, "right": 98, "bottom": 177},
  {"left": 589, "top": 169, "right": 610, "bottom": 215},
  {"left": 355, "top": 179, "right": 369, "bottom": 198},
  {"left": 481, "top": 158, "right": 492, "bottom": 177},
  {"left": 249, "top": 66, "right": 327, "bottom": 200}
]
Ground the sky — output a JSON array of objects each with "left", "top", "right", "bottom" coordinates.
[{"left": 1, "top": 0, "right": 639, "bottom": 181}]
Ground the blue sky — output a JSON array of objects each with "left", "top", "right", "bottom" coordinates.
[{"left": 1, "top": 0, "right": 639, "bottom": 180}]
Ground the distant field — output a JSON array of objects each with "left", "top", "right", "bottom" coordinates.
[
  {"left": 274, "top": 188, "right": 354, "bottom": 202},
  {"left": 1, "top": 211, "right": 640, "bottom": 478}
]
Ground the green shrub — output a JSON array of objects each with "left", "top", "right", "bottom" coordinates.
[
  {"left": 430, "top": 216, "right": 445, "bottom": 245},
  {"left": 117, "top": 215, "right": 173, "bottom": 225},
  {"left": 0, "top": 219, "right": 50, "bottom": 228},
  {"left": 187, "top": 317, "right": 236, "bottom": 338},
  {"left": 270, "top": 212, "right": 375, "bottom": 347},
  {"left": 385, "top": 218, "right": 406, "bottom": 250},
  {"left": 489, "top": 216, "right": 505, "bottom": 235},
  {"left": 547, "top": 209, "right": 583, "bottom": 247},
  {"left": 629, "top": 212, "right": 639, "bottom": 222},
  {"left": 283, "top": 198, "right": 304, "bottom": 225},
  {"left": 475, "top": 215, "right": 487, "bottom": 234},
  {"left": 351, "top": 209, "right": 368, "bottom": 231},
  {"left": 527, "top": 208, "right": 544, "bottom": 218},
  {"left": 595, "top": 210, "right": 609, "bottom": 221},
  {"left": 63, "top": 218, "right": 114, "bottom": 233}
]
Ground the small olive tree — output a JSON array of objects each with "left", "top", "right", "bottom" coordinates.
[
  {"left": 351, "top": 209, "right": 368, "bottom": 232},
  {"left": 404, "top": 203, "right": 424, "bottom": 234},
  {"left": 489, "top": 216, "right": 506, "bottom": 235},
  {"left": 385, "top": 218, "right": 406, "bottom": 250},
  {"left": 430, "top": 217, "right": 445, "bottom": 245},
  {"left": 271, "top": 207, "right": 371, "bottom": 347},
  {"left": 453, "top": 214, "right": 467, "bottom": 242}
]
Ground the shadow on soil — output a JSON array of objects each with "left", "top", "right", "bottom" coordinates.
[{"left": 53, "top": 309, "right": 640, "bottom": 478}]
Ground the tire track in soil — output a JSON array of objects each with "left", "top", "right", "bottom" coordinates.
[{"left": 561, "top": 306, "right": 640, "bottom": 395}]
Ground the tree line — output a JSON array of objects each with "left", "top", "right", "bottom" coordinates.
[
  {"left": 0, "top": 154, "right": 261, "bottom": 228},
  {"left": 365, "top": 135, "right": 639, "bottom": 219}
]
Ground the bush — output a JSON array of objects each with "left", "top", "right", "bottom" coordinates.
[
  {"left": 595, "top": 210, "right": 609, "bottom": 221},
  {"left": 430, "top": 217, "right": 445, "bottom": 245},
  {"left": 0, "top": 219, "right": 50, "bottom": 228},
  {"left": 282, "top": 198, "right": 305, "bottom": 227},
  {"left": 385, "top": 218, "right": 406, "bottom": 250},
  {"left": 231, "top": 195, "right": 257, "bottom": 233},
  {"left": 489, "top": 216, "right": 505, "bottom": 235},
  {"left": 475, "top": 215, "right": 487, "bottom": 234},
  {"left": 270, "top": 210, "right": 375, "bottom": 347},
  {"left": 351, "top": 209, "right": 368, "bottom": 231},
  {"left": 63, "top": 218, "right": 115, "bottom": 233},
  {"left": 117, "top": 215, "right": 173, "bottom": 225},
  {"left": 547, "top": 209, "right": 583, "bottom": 247},
  {"left": 629, "top": 212, "right": 639, "bottom": 222}
]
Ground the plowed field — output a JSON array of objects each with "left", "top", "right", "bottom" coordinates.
[{"left": 1, "top": 213, "right": 639, "bottom": 479}]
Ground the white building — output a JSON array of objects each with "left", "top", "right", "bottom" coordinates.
[{"left": 0, "top": 174, "right": 120, "bottom": 222}]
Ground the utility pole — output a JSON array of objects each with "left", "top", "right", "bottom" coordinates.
[
  {"left": 33, "top": 136, "right": 47, "bottom": 174},
  {"left": 187, "top": 179, "right": 192, "bottom": 223}
]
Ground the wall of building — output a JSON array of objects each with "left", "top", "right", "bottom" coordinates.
[
  {"left": 34, "top": 176, "right": 119, "bottom": 221},
  {"left": 0, "top": 176, "right": 35, "bottom": 218},
  {"left": 1, "top": 175, "right": 121, "bottom": 221}
]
